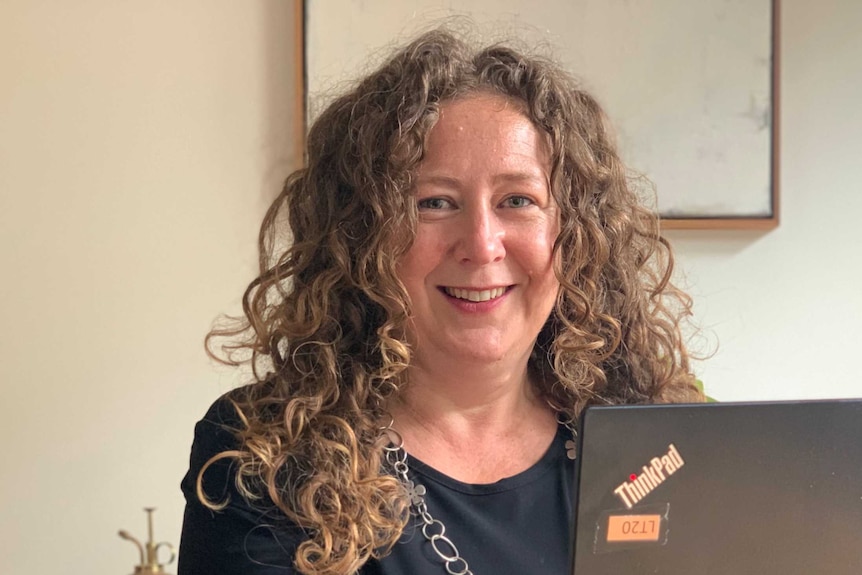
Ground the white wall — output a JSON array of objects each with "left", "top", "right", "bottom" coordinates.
[
  {"left": 1, "top": 1, "right": 860, "bottom": 574},
  {"left": 0, "top": 2, "right": 300, "bottom": 573}
]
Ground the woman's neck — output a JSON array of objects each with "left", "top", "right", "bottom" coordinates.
[
  {"left": 397, "top": 360, "right": 534, "bottom": 424},
  {"left": 387, "top": 359, "right": 558, "bottom": 483}
]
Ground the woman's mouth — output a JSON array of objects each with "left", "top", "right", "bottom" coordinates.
[{"left": 442, "top": 286, "right": 509, "bottom": 302}]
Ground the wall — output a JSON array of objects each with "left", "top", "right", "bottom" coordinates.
[
  {"left": 0, "top": 1, "right": 859, "bottom": 574},
  {"left": 0, "top": 2, "right": 300, "bottom": 573}
]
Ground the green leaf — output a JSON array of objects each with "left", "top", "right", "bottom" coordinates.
[{"left": 694, "top": 378, "right": 718, "bottom": 403}]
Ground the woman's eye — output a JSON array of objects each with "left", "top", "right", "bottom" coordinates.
[
  {"left": 502, "top": 195, "right": 534, "bottom": 208},
  {"left": 417, "top": 197, "right": 454, "bottom": 210}
]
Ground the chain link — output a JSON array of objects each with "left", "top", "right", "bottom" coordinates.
[
  {"left": 382, "top": 420, "right": 476, "bottom": 575},
  {"left": 381, "top": 415, "right": 578, "bottom": 575}
]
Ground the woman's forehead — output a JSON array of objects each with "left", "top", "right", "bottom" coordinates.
[{"left": 421, "top": 94, "right": 550, "bottom": 170}]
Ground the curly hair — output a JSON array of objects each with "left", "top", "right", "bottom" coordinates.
[{"left": 199, "top": 28, "right": 702, "bottom": 575}]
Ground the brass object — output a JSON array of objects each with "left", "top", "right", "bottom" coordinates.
[{"left": 118, "top": 507, "right": 176, "bottom": 575}]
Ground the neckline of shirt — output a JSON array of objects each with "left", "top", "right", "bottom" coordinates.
[{"left": 403, "top": 425, "right": 570, "bottom": 495}]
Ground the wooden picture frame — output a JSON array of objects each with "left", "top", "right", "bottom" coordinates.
[{"left": 299, "top": 0, "right": 780, "bottom": 231}]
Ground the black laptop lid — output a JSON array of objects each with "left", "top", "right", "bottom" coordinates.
[{"left": 571, "top": 400, "right": 862, "bottom": 575}]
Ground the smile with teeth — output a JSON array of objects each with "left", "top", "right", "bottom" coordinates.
[{"left": 443, "top": 286, "right": 508, "bottom": 302}]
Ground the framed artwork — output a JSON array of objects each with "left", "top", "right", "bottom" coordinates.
[{"left": 301, "top": 0, "right": 780, "bottom": 230}]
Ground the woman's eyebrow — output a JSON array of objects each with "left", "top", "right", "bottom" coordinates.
[
  {"left": 491, "top": 171, "right": 548, "bottom": 187},
  {"left": 414, "top": 174, "right": 462, "bottom": 190},
  {"left": 416, "top": 172, "right": 547, "bottom": 188}
]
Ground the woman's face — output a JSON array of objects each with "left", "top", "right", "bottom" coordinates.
[{"left": 397, "top": 93, "right": 560, "bottom": 368}]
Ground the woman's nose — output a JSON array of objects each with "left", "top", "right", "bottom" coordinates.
[{"left": 453, "top": 207, "right": 505, "bottom": 265}]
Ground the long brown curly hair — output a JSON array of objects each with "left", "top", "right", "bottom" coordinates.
[{"left": 199, "top": 28, "right": 702, "bottom": 575}]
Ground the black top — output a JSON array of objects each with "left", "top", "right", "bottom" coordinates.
[{"left": 179, "top": 394, "right": 576, "bottom": 574}]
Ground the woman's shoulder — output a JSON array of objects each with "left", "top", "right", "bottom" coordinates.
[
  {"left": 179, "top": 383, "right": 308, "bottom": 574},
  {"left": 188, "top": 385, "right": 252, "bottom": 459},
  {"left": 182, "top": 381, "right": 288, "bottom": 505},
  {"left": 189, "top": 380, "right": 280, "bottom": 448}
]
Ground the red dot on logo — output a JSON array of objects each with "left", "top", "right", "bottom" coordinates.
[{"left": 630, "top": 474, "right": 637, "bottom": 481}]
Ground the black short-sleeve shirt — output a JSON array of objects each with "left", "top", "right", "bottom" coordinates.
[{"left": 178, "top": 395, "right": 575, "bottom": 574}]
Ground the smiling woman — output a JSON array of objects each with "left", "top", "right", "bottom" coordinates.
[
  {"left": 178, "top": 28, "right": 703, "bottom": 575},
  {"left": 398, "top": 94, "right": 559, "bottom": 369}
]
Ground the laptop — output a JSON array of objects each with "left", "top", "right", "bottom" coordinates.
[{"left": 570, "top": 399, "right": 862, "bottom": 575}]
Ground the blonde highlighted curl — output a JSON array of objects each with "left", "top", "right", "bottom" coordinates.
[{"left": 199, "top": 29, "right": 702, "bottom": 575}]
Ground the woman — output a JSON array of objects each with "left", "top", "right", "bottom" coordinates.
[{"left": 179, "top": 29, "right": 702, "bottom": 575}]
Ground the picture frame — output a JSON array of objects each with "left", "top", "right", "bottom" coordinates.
[{"left": 300, "top": 0, "right": 780, "bottom": 230}]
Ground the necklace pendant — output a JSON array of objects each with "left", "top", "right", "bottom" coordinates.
[
  {"left": 565, "top": 439, "right": 577, "bottom": 460},
  {"left": 406, "top": 479, "right": 426, "bottom": 506}
]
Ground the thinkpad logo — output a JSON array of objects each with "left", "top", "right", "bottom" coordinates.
[{"left": 613, "top": 444, "right": 685, "bottom": 509}]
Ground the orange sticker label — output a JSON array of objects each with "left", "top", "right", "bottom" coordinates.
[{"left": 606, "top": 514, "right": 662, "bottom": 542}]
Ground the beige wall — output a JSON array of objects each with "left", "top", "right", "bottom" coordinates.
[
  {"left": 1, "top": 1, "right": 860, "bottom": 574},
  {"left": 0, "top": 1, "right": 300, "bottom": 573}
]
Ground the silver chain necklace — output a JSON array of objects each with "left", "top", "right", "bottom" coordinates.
[{"left": 382, "top": 416, "right": 578, "bottom": 575}]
